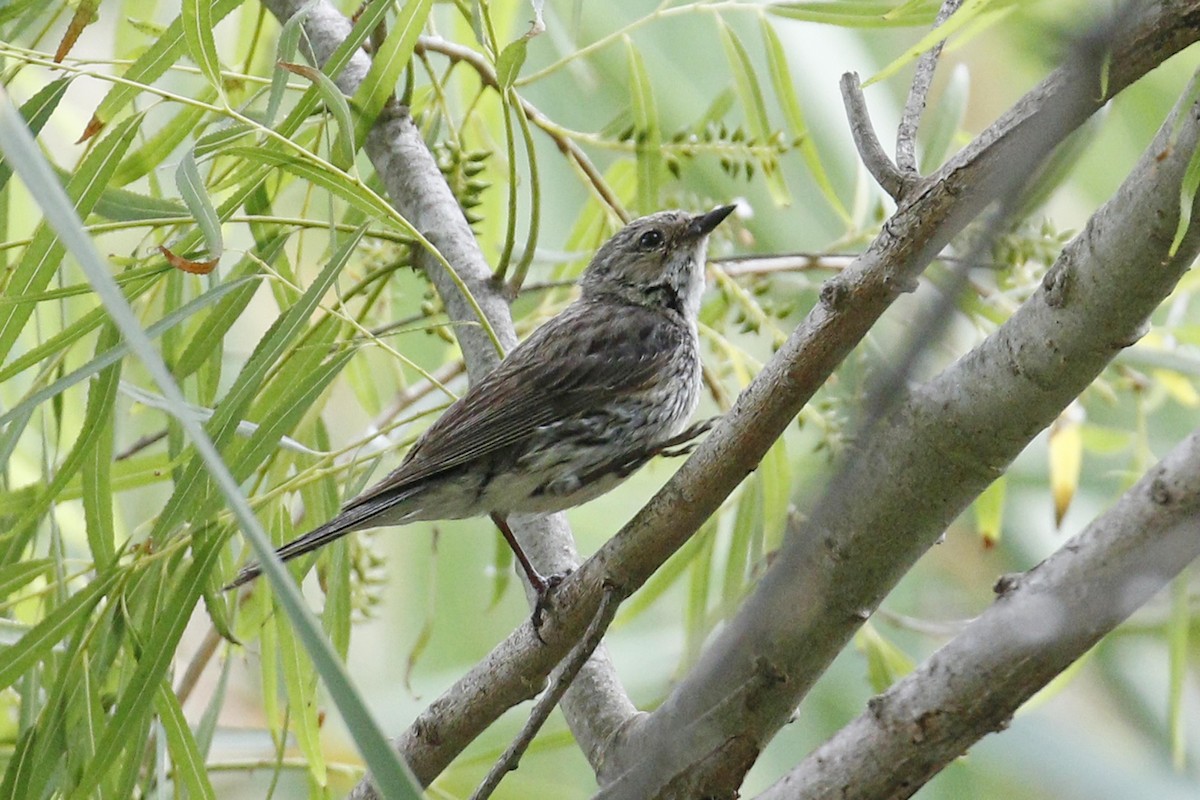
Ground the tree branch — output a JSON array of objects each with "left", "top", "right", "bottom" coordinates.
[
  {"left": 375, "top": 1, "right": 1200, "bottom": 792},
  {"left": 896, "top": 0, "right": 965, "bottom": 174},
  {"left": 840, "top": 73, "right": 908, "bottom": 199},
  {"left": 595, "top": 48, "right": 1200, "bottom": 799},
  {"left": 758, "top": 424, "right": 1200, "bottom": 799}
]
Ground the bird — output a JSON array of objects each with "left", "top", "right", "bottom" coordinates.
[{"left": 226, "top": 204, "right": 736, "bottom": 607}]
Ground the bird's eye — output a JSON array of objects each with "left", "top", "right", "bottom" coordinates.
[{"left": 638, "top": 230, "right": 664, "bottom": 249}]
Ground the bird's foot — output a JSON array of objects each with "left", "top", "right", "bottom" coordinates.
[
  {"left": 531, "top": 569, "right": 572, "bottom": 640},
  {"left": 656, "top": 417, "right": 717, "bottom": 458}
]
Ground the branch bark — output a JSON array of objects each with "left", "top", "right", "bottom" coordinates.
[{"left": 758, "top": 424, "right": 1200, "bottom": 799}]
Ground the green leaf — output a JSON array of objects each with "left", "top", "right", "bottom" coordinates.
[
  {"left": 0, "top": 112, "right": 143, "bottom": 364},
  {"left": 0, "top": 570, "right": 119, "bottom": 692},
  {"left": 278, "top": 61, "right": 357, "bottom": 170},
  {"left": 0, "top": 78, "right": 70, "bottom": 194},
  {"left": 760, "top": 18, "right": 846, "bottom": 220},
  {"left": 865, "top": 0, "right": 1016, "bottom": 87},
  {"left": 973, "top": 474, "right": 1006, "bottom": 547},
  {"left": 86, "top": 0, "right": 243, "bottom": 133},
  {"left": 351, "top": 0, "right": 433, "bottom": 142},
  {"left": 176, "top": 148, "right": 224, "bottom": 262},
  {"left": 155, "top": 683, "right": 217, "bottom": 800},
  {"left": 112, "top": 92, "right": 215, "bottom": 186},
  {"left": 0, "top": 559, "right": 53, "bottom": 602},
  {"left": 181, "top": 0, "right": 224, "bottom": 94},
  {"left": 856, "top": 621, "right": 915, "bottom": 692},
  {"left": 0, "top": 276, "right": 259, "bottom": 431},
  {"left": 767, "top": 0, "right": 939, "bottom": 28},
  {"left": 496, "top": 39, "right": 528, "bottom": 90},
  {"left": 224, "top": 146, "right": 396, "bottom": 221},
  {"left": 0, "top": 68, "right": 423, "bottom": 800},
  {"left": 625, "top": 37, "right": 661, "bottom": 214},
  {"left": 277, "top": 609, "right": 327, "bottom": 786},
  {"left": 719, "top": 19, "right": 789, "bottom": 205}
]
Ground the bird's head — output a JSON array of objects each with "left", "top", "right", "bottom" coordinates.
[{"left": 579, "top": 205, "right": 736, "bottom": 319}]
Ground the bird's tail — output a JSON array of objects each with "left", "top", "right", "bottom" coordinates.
[{"left": 223, "top": 501, "right": 383, "bottom": 591}]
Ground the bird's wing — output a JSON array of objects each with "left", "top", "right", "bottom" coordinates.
[{"left": 344, "top": 301, "right": 686, "bottom": 510}]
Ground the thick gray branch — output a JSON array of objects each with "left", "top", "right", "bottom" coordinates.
[
  {"left": 759, "top": 425, "right": 1200, "bottom": 799},
  {"left": 368, "top": 1, "right": 1200, "bottom": 792},
  {"left": 595, "top": 48, "right": 1200, "bottom": 800},
  {"left": 254, "top": 0, "right": 635, "bottom": 793}
]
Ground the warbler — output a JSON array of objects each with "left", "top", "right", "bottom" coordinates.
[{"left": 227, "top": 205, "right": 736, "bottom": 600}]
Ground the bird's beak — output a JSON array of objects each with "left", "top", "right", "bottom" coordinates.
[{"left": 688, "top": 204, "right": 737, "bottom": 237}]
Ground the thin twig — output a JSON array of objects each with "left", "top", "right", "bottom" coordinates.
[
  {"left": 840, "top": 73, "right": 908, "bottom": 200},
  {"left": 174, "top": 623, "right": 225, "bottom": 705},
  {"left": 896, "top": 0, "right": 965, "bottom": 175},
  {"left": 416, "top": 35, "right": 629, "bottom": 222},
  {"left": 468, "top": 585, "right": 622, "bottom": 800}
]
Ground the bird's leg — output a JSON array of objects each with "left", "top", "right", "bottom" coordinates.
[
  {"left": 491, "top": 513, "right": 565, "bottom": 632},
  {"left": 654, "top": 416, "right": 717, "bottom": 458}
]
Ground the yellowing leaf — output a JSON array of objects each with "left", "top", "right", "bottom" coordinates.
[
  {"left": 1048, "top": 413, "right": 1083, "bottom": 528},
  {"left": 1154, "top": 369, "right": 1200, "bottom": 407}
]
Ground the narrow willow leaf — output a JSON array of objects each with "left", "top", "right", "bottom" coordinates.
[
  {"left": 113, "top": 96, "right": 214, "bottom": 187},
  {"left": 176, "top": 148, "right": 224, "bottom": 263},
  {"left": 155, "top": 682, "right": 217, "bottom": 800},
  {"left": 0, "top": 559, "right": 53, "bottom": 601},
  {"left": 618, "top": 519, "right": 715, "bottom": 622},
  {"left": 181, "top": 0, "right": 224, "bottom": 94},
  {"left": 85, "top": 0, "right": 243, "bottom": 136},
  {"left": 0, "top": 327, "right": 124, "bottom": 567},
  {"left": 350, "top": 0, "right": 433, "bottom": 142},
  {"left": 279, "top": 61, "right": 356, "bottom": 170},
  {"left": 0, "top": 113, "right": 143, "bottom": 363},
  {"left": 719, "top": 20, "right": 789, "bottom": 205},
  {"left": 0, "top": 452, "right": 172, "bottom": 517},
  {"left": 767, "top": 1, "right": 939, "bottom": 28},
  {"left": 266, "top": 1, "right": 311, "bottom": 127},
  {"left": 0, "top": 277, "right": 258, "bottom": 430},
  {"left": 71, "top": 538, "right": 224, "bottom": 796},
  {"left": 224, "top": 146, "right": 395, "bottom": 221},
  {"left": 722, "top": 479, "right": 761, "bottom": 610},
  {"left": 54, "top": 0, "right": 102, "bottom": 63},
  {"left": 148, "top": 227, "right": 365, "bottom": 541},
  {"left": 682, "top": 519, "right": 718, "bottom": 668},
  {"left": 760, "top": 18, "right": 847, "bottom": 220},
  {"left": 1048, "top": 412, "right": 1082, "bottom": 528},
  {"left": 83, "top": 324, "right": 121, "bottom": 569},
  {"left": 0, "top": 73, "right": 422, "bottom": 800},
  {"left": 193, "top": 121, "right": 255, "bottom": 159},
  {"left": 0, "top": 78, "right": 70, "bottom": 194},
  {"left": 82, "top": 179, "right": 188, "bottom": 222},
  {"left": 759, "top": 438, "right": 791, "bottom": 551},
  {"left": 175, "top": 236, "right": 287, "bottom": 379},
  {"left": 865, "top": 0, "right": 1015, "bottom": 87},
  {"left": 276, "top": 609, "right": 327, "bottom": 786},
  {"left": 973, "top": 474, "right": 1006, "bottom": 547},
  {"left": 856, "top": 621, "right": 915, "bottom": 692},
  {"left": 118, "top": 381, "right": 325, "bottom": 455},
  {"left": 0, "top": 570, "right": 119, "bottom": 691},
  {"left": 625, "top": 38, "right": 661, "bottom": 214}
]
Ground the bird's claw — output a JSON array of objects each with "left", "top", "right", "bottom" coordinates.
[{"left": 531, "top": 569, "right": 571, "bottom": 640}]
